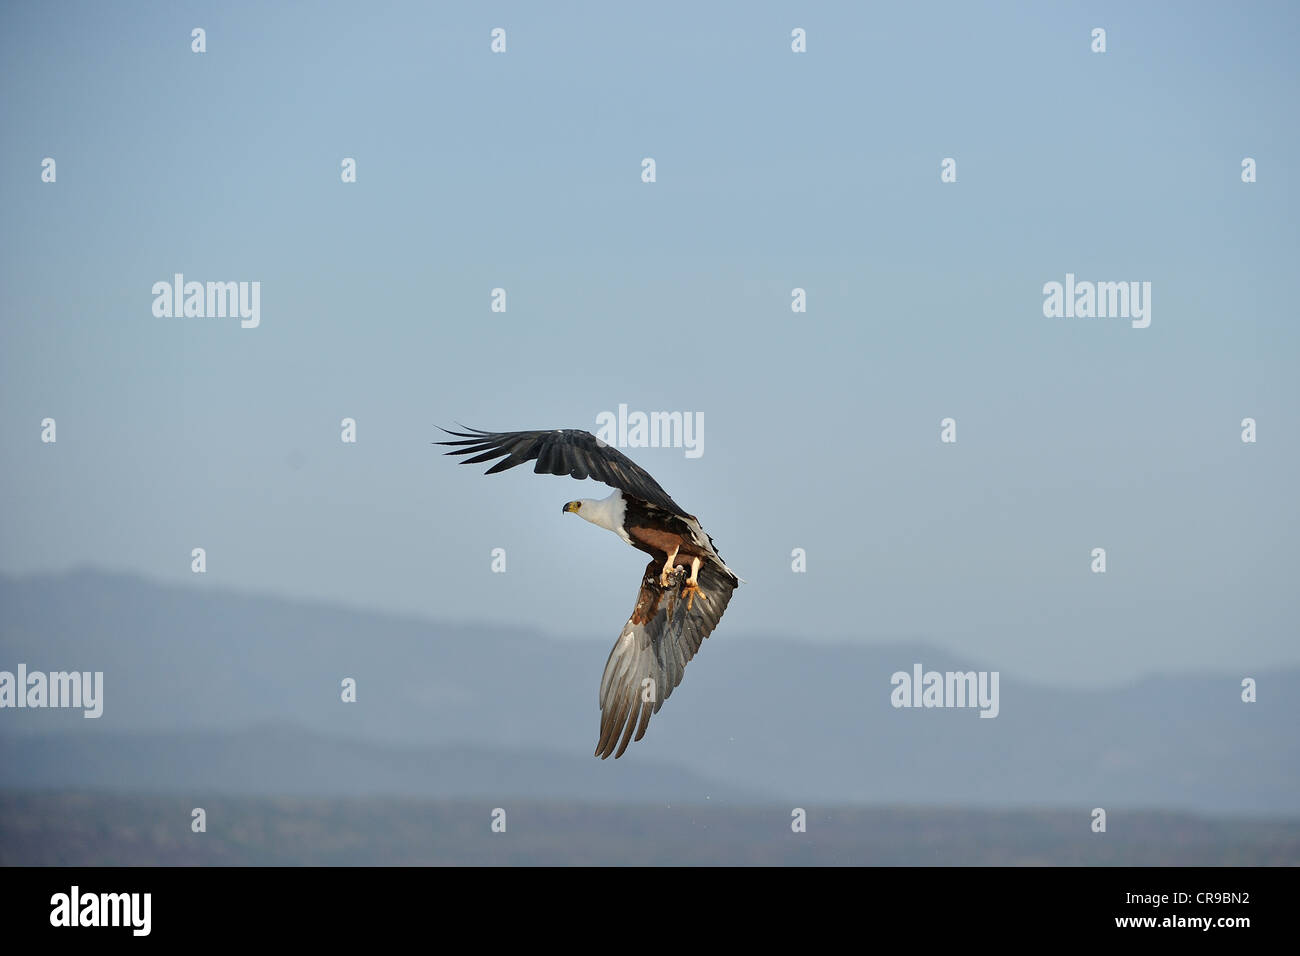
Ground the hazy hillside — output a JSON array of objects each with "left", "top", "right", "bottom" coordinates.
[
  {"left": 1, "top": 568, "right": 1296, "bottom": 813},
  {"left": 0, "top": 724, "right": 762, "bottom": 802}
]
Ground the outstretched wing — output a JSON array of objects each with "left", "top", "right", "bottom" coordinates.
[
  {"left": 437, "top": 427, "right": 687, "bottom": 517},
  {"left": 595, "top": 559, "right": 738, "bottom": 759}
]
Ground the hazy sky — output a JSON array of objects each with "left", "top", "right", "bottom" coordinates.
[{"left": 2, "top": 1, "right": 1297, "bottom": 687}]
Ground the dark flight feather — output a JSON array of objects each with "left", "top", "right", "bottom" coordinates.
[{"left": 437, "top": 427, "right": 687, "bottom": 517}]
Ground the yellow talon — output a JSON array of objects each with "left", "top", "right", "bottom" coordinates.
[{"left": 681, "top": 581, "right": 706, "bottom": 611}]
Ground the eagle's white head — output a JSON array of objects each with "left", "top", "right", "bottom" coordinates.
[{"left": 563, "top": 489, "right": 628, "bottom": 537}]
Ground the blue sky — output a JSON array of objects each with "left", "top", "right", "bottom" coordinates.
[{"left": 2, "top": 0, "right": 1297, "bottom": 686}]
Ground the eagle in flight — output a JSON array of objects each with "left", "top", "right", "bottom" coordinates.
[{"left": 438, "top": 427, "right": 740, "bottom": 759}]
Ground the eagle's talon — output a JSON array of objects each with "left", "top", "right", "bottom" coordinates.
[{"left": 681, "top": 581, "right": 706, "bottom": 611}]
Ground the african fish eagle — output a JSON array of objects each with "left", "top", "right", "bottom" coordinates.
[{"left": 437, "top": 427, "right": 740, "bottom": 759}]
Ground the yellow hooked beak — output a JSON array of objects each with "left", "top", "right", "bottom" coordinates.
[{"left": 563, "top": 501, "right": 580, "bottom": 514}]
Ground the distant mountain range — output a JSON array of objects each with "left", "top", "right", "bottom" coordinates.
[
  {"left": 1, "top": 568, "right": 1296, "bottom": 814},
  {"left": 1, "top": 724, "right": 759, "bottom": 802}
]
